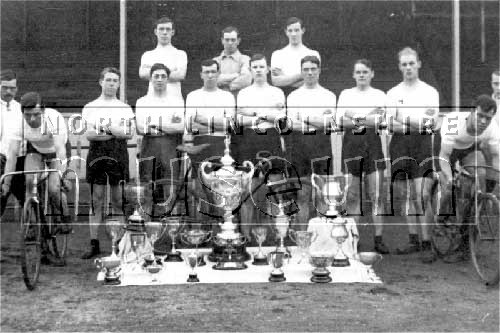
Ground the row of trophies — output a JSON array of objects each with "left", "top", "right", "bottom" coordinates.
[{"left": 95, "top": 134, "right": 382, "bottom": 285}]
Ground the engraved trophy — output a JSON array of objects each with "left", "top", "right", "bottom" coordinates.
[
  {"left": 181, "top": 229, "right": 212, "bottom": 282},
  {"left": 251, "top": 226, "right": 269, "bottom": 265},
  {"left": 309, "top": 254, "right": 334, "bottom": 283},
  {"left": 95, "top": 219, "right": 126, "bottom": 285},
  {"left": 289, "top": 230, "right": 316, "bottom": 264},
  {"left": 162, "top": 216, "right": 184, "bottom": 262},
  {"left": 201, "top": 135, "right": 255, "bottom": 270},
  {"left": 267, "top": 250, "right": 289, "bottom": 282},
  {"left": 312, "top": 174, "right": 350, "bottom": 267}
]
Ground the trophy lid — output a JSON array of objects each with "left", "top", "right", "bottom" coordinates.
[{"left": 126, "top": 210, "right": 145, "bottom": 231}]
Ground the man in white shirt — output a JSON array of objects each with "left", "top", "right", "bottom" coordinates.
[
  {"left": 286, "top": 55, "right": 336, "bottom": 230},
  {"left": 81, "top": 67, "right": 135, "bottom": 259},
  {"left": 271, "top": 17, "right": 321, "bottom": 97},
  {"left": 491, "top": 69, "right": 500, "bottom": 125},
  {"left": 0, "top": 70, "right": 24, "bottom": 218},
  {"left": 139, "top": 17, "right": 187, "bottom": 100},
  {"left": 136, "top": 63, "right": 184, "bottom": 220},
  {"left": 438, "top": 94, "right": 499, "bottom": 262},
  {"left": 336, "top": 59, "right": 389, "bottom": 254},
  {"left": 213, "top": 26, "right": 252, "bottom": 97},
  {"left": 386, "top": 47, "right": 440, "bottom": 263}
]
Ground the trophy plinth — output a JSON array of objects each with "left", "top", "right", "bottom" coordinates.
[
  {"left": 187, "top": 273, "right": 200, "bottom": 283},
  {"left": 310, "top": 255, "right": 333, "bottom": 283},
  {"left": 200, "top": 135, "right": 255, "bottom": 267},
  {"left": 269, "top": 271, "right": 286, "bottom": 282}
]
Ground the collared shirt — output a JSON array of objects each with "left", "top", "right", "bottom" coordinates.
[
  {"left": 213, "top": 50, "right": 251, "bottom": 92},
  {"left": 0, "top": 99, "right": 23, "bottom": 155}
]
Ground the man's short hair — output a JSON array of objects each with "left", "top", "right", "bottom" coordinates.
[
  {"left": 201, "top": 59, "right": 220, "bottom": 72},
  {"left": 221, "top": 26, "right": 239, "bottom": 38},
  {"left": 492, "top": 69, "right": 500, "bottom": 77},
  {"left": 0, "top": 69, "right": 16, "bottom": 82},
  {"left": 398, "top": 47, "right": 419, "bottom": 62},
  {"left": 474, "top": 94, "right": 497, "bottom": 114},
  {"left": 354, "top": 59, "right": 373, "bottom": 71},
  {"left": 150, "top": 63, "right": 171, "bottom": 78},
  {"left": 99, "top": 67, "right": 121, "bottom": 81},
  {"left": 20, "top": 92, "right": 43, "bottom": 113},
  {"left": 250, "top": 53, "right": 267, "bottom": 65},
  {"left": 285, "top": 17, "right": 303, "bottom": 30},
  {"left": 301, "top": 55, "right": 320, "bottom": 68},
  {"left": 154, "top": 16, "right": 174, "bottom": 30}
]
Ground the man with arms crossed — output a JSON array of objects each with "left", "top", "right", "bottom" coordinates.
[
  {"left": 213, "top": 26, "right": 252, "bottom": 97},
  {"left": 336, "top": 59, "right": 389, "bottom": 254},
  {"left": 136, "top": 63, "right": 185, "bottom": 220},
  {"left": 387, "top": 47, "right": 440, "bottom": 263},
  {"left": 81, "top": 67, "right": 135, "bottom": 259},
  {"left": 271, "top": 17, "right": 320, "bottom": 97},
  {"left": 438, "top": 95, "right": 499, "bottom": 262},
  {"left": 139, "top": 17, "right": 187, "bottom": 100}
]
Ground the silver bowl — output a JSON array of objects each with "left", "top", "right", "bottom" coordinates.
[{"left": 357, "top": 252, "right": 383, "bottom": 266}]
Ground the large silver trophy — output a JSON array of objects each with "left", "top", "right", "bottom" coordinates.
[
  {"left": 312, "top": 174, "right": 350, "bottom": 267},
  {"left": 201, "top": 135, "right": 254, "bottom": 270},
  {"left": 95, "top": 219, "right": 125, "bottom": 285}
]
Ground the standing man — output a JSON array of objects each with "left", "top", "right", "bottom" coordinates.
[
  {"left": 213, "top": 26, "right": 252, "bottom": 97},
  {"left": 336, "top": 59, "right": 389, "bottom": 254},
  {"left": 0, "top": 70, "right": 24, "bottom": 218},
  {"left": 136, "top": 63, "right": 185, "bottom": 219},
  {"left": 139, "top": 17, "right": 187, "bottom": 100},
  {"left": 81, "top": 67, "right": 135, "bottom": 259},
  {"left": 286, "top": 55, "right": 336, "bottom": 230},
  {"left": 387, "top": 47, "right": 440, "bottom": 263},
  {"left": 271, "top": 17, "right": 321, "bottom": 97},
  {"left": 491, "top": 69, "right": 500, "bottom": 125}
]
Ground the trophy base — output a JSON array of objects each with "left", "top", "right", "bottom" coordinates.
[
  {"left": 269, "top": 272, "right": 286, "bottom": 282},
  {"left": 104, "top": 276, "right": 121, "bottom": 285},
  {"left": 187, "top": 273, "right": 199, "bottom": 283},
  {"left": 212, "top": 261, "right": 248, "bottom": 270},
  {"left": 332, "top": 258, "right": 350, "bottom": 267},
  {"left": 165, "top": 251, "right": 183, "bottom": 262},
  {"left": 208, "top": 243, "right": 250, "bottom": 263},
  {"left": 252, "top": 256, "right": 269, "bottom": 265},
  {"left": 311, "top": 271, "right": 332, "bottom": 283}
]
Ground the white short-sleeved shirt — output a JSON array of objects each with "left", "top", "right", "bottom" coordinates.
[
  {"left": 10, "top": 108, "right": 67, "bottom": 155},
  {"left": 185, "top": 88, "right": 235, "bottom": 136},
  {"left": 271, "top": 45, "right": 321, "bottom": 88},
  {"left": 440, "top": 111, "right": 500, "bottom": 151},
  {"left": 492, "top": 93, "right": 499, "bottom": 125},
  {"left": 386, "top": 80, "right": 439, "bottom": 127},
  {"left": 140, "top": 45, "right": 188, "bottom": 99},
  {"left": 237, "top": 84, "right": 285, "bottom": 130},
  {"left": 0, "top": 99, "right": 23, "bottom": 155},
  {"left": 286, "top": 85, "right": 336, "bottom": 132},
  {"left": 135, "top": 95, "right": 184, "bottom": 135},
  {"left": 336, "top": 87, "right": 387, "bottom": 125},
  {"left": 82, "top": 98, "right": 135, "bottom": 135}
]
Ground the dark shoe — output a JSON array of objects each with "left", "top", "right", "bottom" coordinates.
[
  {"left": 443, "top": 250, "right": 468, "bottom": 263},
  {"left": 395, "top": 242, "right": 420, "bottom": 255},
  {"left": 41, "top": 253, "right": 66, "bottom": 267},
  {"left": 420, "top": 248, "right": 437, "bottom": 263},
  {"left": 54, "top": 216, "right": 73, "bottom": 235},
  {"left": 374, "top": 241, "right": 390, "bottom": 254},
  {"left": 81, "top": 239, "right": 101, "bottom": 259}
]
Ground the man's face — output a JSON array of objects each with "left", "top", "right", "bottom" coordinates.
[
  {"left": 99, "top": 72, "right": 120, "bottom": 97},
  {"left": 154, "top": 22, "right": 174, "bottom": 46},
  {"left": 285, "top": 22, "right": 304, "bottom": 46},
  {"left": 151, "top": 69, "right": 168, "bottom": 92},
  {"left": 353, "top": 63, "right": 374, "bottom": 88},
  {"left": 250, "top": 58, "right": 269, "bottom": 83},
  {"left": 200, "top": 64, "right": 219, "bottom": 89},
  {"left": 491, "top": 73, "right": 500, "bottom": 98},
  {"left": 23, "top": 104, "right": 43, "bottom": 129},
  {"left": 470, "top": 106, "right": 495, "bottom": 135},
  {"left": 221, "top": 31, "right": 240, "bottom": 54},
  {"left": 1, "top": 79, "right": 18, "bottom": 103},
  {"left": 398, "top": 54, "right": 421, "bottom": 81},
  {"left": 301, "top": 61, "right": 320, "bottom": 86}
]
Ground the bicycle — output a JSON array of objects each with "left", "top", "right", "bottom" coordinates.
[
  {"left": 432, "top": 164, "right": 499, "bottom": 285},
  {"left": 0, "top": 165, "right": 79, "bottom": 290}
]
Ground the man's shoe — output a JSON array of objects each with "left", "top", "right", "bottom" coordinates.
[
  {"left": 443, "top": 250, "right": 468, "bottom": 263},
  {"left": 81, "top": 239, "right": 101, "bottom": 259},
  {"left": 420, "top": 248, "right": 437, "bottom": 263},
  {"left": 41, "top": 253, "right": 66, "bottom": 267},
  {"left": 374, "top": 242, "right": 390, "bottom": 254},
  {"left": 395, "top": 242, "right": 420, "bottom": 255}
]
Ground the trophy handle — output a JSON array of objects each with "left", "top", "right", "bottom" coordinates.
[
  {"left": 94, "top": 258, "right": 103, "bottom": 270},
  {"left": 200, "top": 161, "right": 215, "bottom": 183},
  {"left": 204, "top": 230, "right": 213, "bottom": 243},
  {"left": 241, "top": 160, "right": 255, "bottom": 184},
  {"left": 288, "top": 229, "right": 297, "bottom": 243},
  {"left": 311, "top": 173, "right": 323, "bottom": 195}
]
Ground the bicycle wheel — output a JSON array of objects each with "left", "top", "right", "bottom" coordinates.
[
  {"left": 431, "top": 215, "right": 462, "bottom": 258},
  {"left": 469, "top": 193, "right": 499, "bottom": 285},
  {"left": 19, "top": 199, "right": 42, "bottom": 290}
]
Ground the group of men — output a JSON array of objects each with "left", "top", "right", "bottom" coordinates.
[{"left": 1, "top": 16, "right": 499, "bottom": 266}]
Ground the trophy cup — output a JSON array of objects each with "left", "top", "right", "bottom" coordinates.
[
  {"left": 201, "top": 134, "right": 255, "bottom": 268},
  {"left": 181, "top": 229, "right": 212, "bottom": 282},
  {"left": 289, "top": 230, "right": 315, "bottom": 264},
  {"left": 356, "top": 252, "right": 383, "bottom": 279},
  {"left": 309, "top": 254, "right": 333, "bottom": 283},
  {"left": 273, "top": 202, "right": 291, "bottom": 257},
  {"left": 311, "top": 174, "right": 350, "bottom": 267},
  {"left": 145, "top": 220, "right": 166, "bottom": 261},
  {"left": 162, "top": 216, "right": 184, "bottom": 262},
  {"left": 95, "top": 219, "right": 126, "bottom": 285},
  {"left": 267, "top": 250, "right": 289, "bottom": 282},
  {"left": 251, "top": 226, "right": 269, "bottom": 265}
]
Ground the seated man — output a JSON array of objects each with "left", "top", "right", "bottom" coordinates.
[
  {"left": 438, "top": 94, "right": 499, "bottom": 262},
  {"left": 2, "top": 92, "right": 72, "bottom": 265}
]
